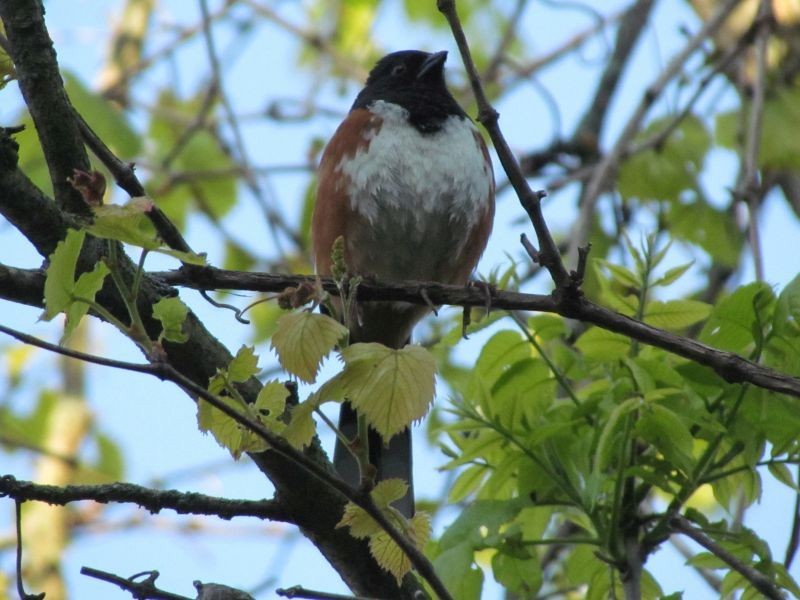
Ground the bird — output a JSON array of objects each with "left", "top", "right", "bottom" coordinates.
[{"left": 311, "top": 49, "right": 495, "bottom": 517}]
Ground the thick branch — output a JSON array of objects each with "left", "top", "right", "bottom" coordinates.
[
  {"left": 0, "top": 0, "right": 91, "bottom": 215},
  {"left": 0, "top": 475, "right": 291, "bottom": 522}
]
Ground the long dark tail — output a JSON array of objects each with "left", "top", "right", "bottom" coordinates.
[{"left": 334, "top": 401, "right": 414, "bottom": 517}]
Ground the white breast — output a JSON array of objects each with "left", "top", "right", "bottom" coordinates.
[{"left": 337, "top": 100, "right": 492, "bottom": 232}]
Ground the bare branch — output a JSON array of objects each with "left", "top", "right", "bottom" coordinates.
[{"left": 0, "top": 475, "right": 291, "bottom": 522}]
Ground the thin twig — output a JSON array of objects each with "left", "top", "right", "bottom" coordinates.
[
  {"left": 80, "top": 567, "right": 192, "bottom": 600},
  {"left": 0, "top": 475, "right": 291, "bottom": 522},
  {"left": 736, "top": 0, "right": 773, "bottom": 282},
  {"left": 437, "top": 0, "right": 572, "bottom": 290},
  {"left": 15, "top": 500, "right": 45, "bottom": 600},
  {"left": 277, "top": 585, "right": 380, "bottom": 600},
  {"left": 671, "top": 516, "right": 785, "bottom": 600}
]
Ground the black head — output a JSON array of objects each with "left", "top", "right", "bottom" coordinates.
[{"left": 352, "top": 50, "right": 467, "bottom": 133}]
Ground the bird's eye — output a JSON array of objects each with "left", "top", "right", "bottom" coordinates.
[{"left": 391, "top": 64, "right": 406, "bottom": 76}]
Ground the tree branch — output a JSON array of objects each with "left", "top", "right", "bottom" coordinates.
[
  {"left": 3, "top": 261, "right": 800, "bottom": 401},
  {"left": 0, "top": 0, "right": 91, "bottom": 215},
  {"left": 437, "top": 0, "right": 572, "bottom": 291},
  {"left": 670, "top": 516, "right": 785, "bottom": 600},
  {"left": 0, "top": 475, "right": 291, "bottom": 522}
]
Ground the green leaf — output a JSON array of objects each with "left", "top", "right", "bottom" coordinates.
[
  {"left": 43, "top": 229, "right": 86, "bottom": 320},
  {"left": 699, "top": 283, "right": 775, "bottom": 353},
  {"left": 64, "top": 260, "right": 110, "bottom": 341},
  {"left": 87, "top": 199, "right": 206, "bottom": 265},
  {"left": 619, "top": 114, "right": 710, "bottom": 202},
  {"left": 433, "top": 541, "right": 484, "bottom": 600},
  {"left": 283, "top": 401, "right": 317, "bottom": 449},
  {"left": 635, "top": 403, "right": 695, "bottom": 474},
  {"left": 768, "top": 462, "right": 798, "bottom": 491},
  {"left": 644, "top": 299, "right": 711, "bottom": 330},
  {"left": 652, "top": 261, "right": 694, "bottom": 288},
  {"left": 254, "top": 381, "right": 290, "bottom": 432},
  {"left": 595, "top": 259, "right": 640, "bottom": 288},
  {"left": 64, "top": 72, "right": 141, "bottom": 158},
  {"left": 492, "top": 551, "right": 542, "bottom": 596},
  {"left": 575, "top": 327, "right": 630, "bottom": 361},
  {"left": 270, "top": 311, "right": 347, "bottom": 383},
  {"left": 152, "top": 296, "right": 189, "bottom": 343},
  {"left": 448, "top": 464, "right": 488, "bottom": 503},
  {"left": 94, "top": 432, "right": 125, "bottom": 480},
  {"left": 766, "top": 274, "right": 800, "bottom": 374},
  {"left": 339, "top": 343, "right": 436, "bottom": 439},
  {"left": 717, "top": 84, "right": 800, "bottom": 170},
  {"left": 475, "top": 330, "right": 530, "bottom": 385},
  {"left": 440, "top": 499, "right": 526, "bottom": 550},
  {"left": 371, "top": 479, "right": 409, "bottom": 509},
  {"left": 227, "top": 345, "right": 259, "bottom": 383},
  {"left": 669, "top": 200, "right": 743, "bottom": 267},
  {"left": 197, "top": 395, "right": 267, "bottom": 459},
  {"left": 594, "top": 397, "right": 642, "bottom": 473},
  {"left": 368, "top": 512, "right": 431, "bottom": 585}
]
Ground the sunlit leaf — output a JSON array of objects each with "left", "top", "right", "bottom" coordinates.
[
  {"left": 152, "top": 296, "right": 189, "bottom": 343},
  {"left": 338, "top": 343, "right": 436, "bottom": 439},
  {"left": 271, "top": 311, "right": 347, "bottom": 383}
]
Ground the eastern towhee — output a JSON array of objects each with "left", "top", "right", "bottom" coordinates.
[{"left": 312, "top": 50, "right": 495, "bottom": 517}]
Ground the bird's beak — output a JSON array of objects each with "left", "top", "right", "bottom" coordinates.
[{"left": 417, "top": 51, "right": 448, "bottom": 79}]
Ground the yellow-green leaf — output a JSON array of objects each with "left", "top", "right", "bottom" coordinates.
[
  {"left": 271, "top": 311, "right": 348, "bottom": 383},
  {"left": 339, "top": 343, "right": 436, "bottom": 439},
  {"left": 368, "top": 512, "right": 431, "bottom": 584},
  {"left": 337, "top": 502, "right": 381, "bottom": 539},
  {"left": 152, "top": 296, "right": 189, "bottom": 343},
  {"left": 43, "top": 229, "right": 86, "bottom": 320},
  {"left": 228, "top": 345, "right": 259, "bottom": 383},
  {"left": 63, "top": 260, "right": 110, "bottom": 341},
  {"left": 254, "top": 380, "right": 289, "bottom": 432},
  {"left": 283, "top": 401, "right": 317, "bottom": 449},
  {"left": 197, "top": 395, "right": 267, "bottom": 459},
  {"left": 371, "top": 479, "right": 409, "bottom": 509}
]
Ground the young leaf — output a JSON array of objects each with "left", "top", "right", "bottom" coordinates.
[
  {"left": 227, "top": 345, "right": 259, "bottom": 383},
  {"left": 283, "top": 401, "right": 318, "bottom": 449},
  {"left": 652, "top": 261, "right": 694, "bottom": 288},
  {"left": 43, "top": 229, "right": 86, "bottom": 320},
  {"left": 254, "top": 381, "right": 290, "bottom": 432},
  {"left": 152, "top": 296, "right": 189, "bottom": 343},
  {"left": 88, "top": 198, "right": 206, "bottom": 265},
  {"left": 63, "top": 260, "right": 110, "bottom": 341},
  {"left": 197, "top": 395, "right": 267, "bottom": 459},
  {"left": 270, "top": 311, "right": 348, "bottom": 383},
  {"left": 339, "top": 343, "right": 436, "bottom": 439},
  {"left": 368, "top": 512, "right": 431, "bottom": 585}
]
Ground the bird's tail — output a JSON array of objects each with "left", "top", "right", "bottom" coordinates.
[{"left": 334, "top": 401, "right": 414, "bottom": 517}]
